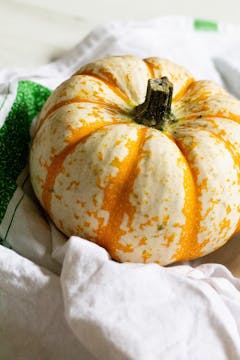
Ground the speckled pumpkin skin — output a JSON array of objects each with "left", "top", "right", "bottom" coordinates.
[{"left": 30, "top": 55, "right": 240, "bottom": 265}]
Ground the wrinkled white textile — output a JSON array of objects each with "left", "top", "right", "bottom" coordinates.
[
  {"left": 61, "top": 237, "right": 240, "bottom": 360},
  {"left": 1, "top": 16, "right": 240, "bottom": 360}
]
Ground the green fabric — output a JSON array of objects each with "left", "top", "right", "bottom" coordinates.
[
  {"left": 194, "top": 19, "right": 218, "bottom": 32},
  {"left": 0, "top": 81, "right": 51, "bottom": 245}
]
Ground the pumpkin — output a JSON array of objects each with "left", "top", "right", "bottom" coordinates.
[{"left": 30, "top": 55, "right": 240, "bottom": 266}]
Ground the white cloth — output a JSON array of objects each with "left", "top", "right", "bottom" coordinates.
[
  {"left": 61, "top": 237, "right": 240, "bottom": 360},
  {"left": 1, "top": 16, "right": 240, "bottom": 360},
  {"left": 0, "top": 245, "right": 95, "bottom": 360}
]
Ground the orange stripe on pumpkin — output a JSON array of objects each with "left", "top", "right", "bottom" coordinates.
[
  {"left": 143, "top": 59, "right": 155, "bottom": 78},
  {"left": 35, "top": 97, "right": 124, "bottom": 135},
  {"left": 41, "top": 120, "right": 115, "bottom": 215},
  {"left": 174, "top": 125, "right": 240, "bottom": 259},
  {"left": 90, "top": 127, "right": 147, "bottom": 258},
  {"left": 64, "top": 118, "right": 118, "bottom": 144},
  {"left": 172, "top": 77, "right": 195, "bottom": 102},
  {"left": 75, "top": 71, "right": 132, "bottom": 105},
  {"left": 173, "top": 139, "right": 209, "bottom": 261}
]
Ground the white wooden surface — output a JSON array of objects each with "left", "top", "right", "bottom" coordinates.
[{"left": 0, "top": 0, "right": 240, "bottom": 68}]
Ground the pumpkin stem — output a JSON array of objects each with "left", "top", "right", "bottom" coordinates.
[{"left": 135, "top": 77, "right": 176, "bottom": 130}]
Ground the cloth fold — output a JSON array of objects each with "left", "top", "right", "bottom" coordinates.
[
  {"left": 1, "top": 15, "right": 240, "bottom": 359},
  {"left": 0, "top": 245, "right": 95, "bottom": 360},
  {"left": 61, "top": 237, "right": 240, "bottom": 360}
]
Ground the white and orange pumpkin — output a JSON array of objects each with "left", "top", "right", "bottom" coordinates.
[{"left": 30, "top": 55, "right": 240, "bottom": 265}]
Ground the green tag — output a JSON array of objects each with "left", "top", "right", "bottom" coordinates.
[{"left": 194, "top": 19, "right": 218, "bottom": 31}]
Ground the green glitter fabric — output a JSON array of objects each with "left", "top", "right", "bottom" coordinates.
[{"left": 0, "top": 81, "right": 51, "bottom": 245}]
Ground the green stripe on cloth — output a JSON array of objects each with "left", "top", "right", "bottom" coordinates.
[
  {"left": 194, "top": 19, "right": 218, "bottom": 31},
  {"left": 0, "top": 81, "right": 51, "bottom": 245}
]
